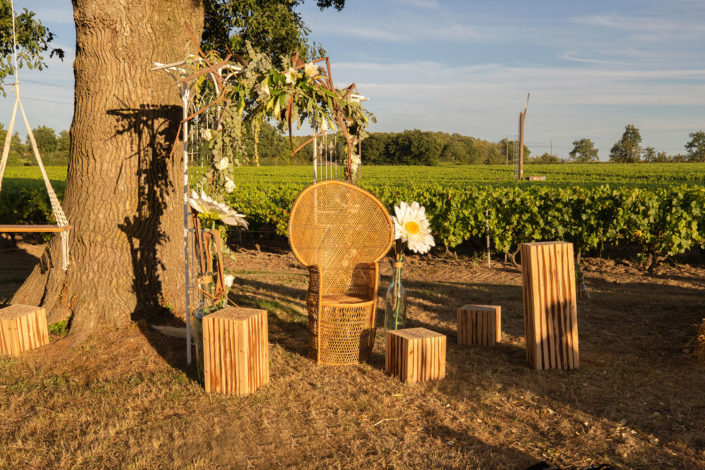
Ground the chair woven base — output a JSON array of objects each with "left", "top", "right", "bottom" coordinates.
[{"left": 311, "top": 299, "right": 376, "bottom": 365}]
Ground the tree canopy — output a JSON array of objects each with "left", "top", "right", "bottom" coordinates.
[
  {"left": 609, "top": 124, "right": 642, "bottom": 163},
  {"left": 0, "top": 0, "right": 62, "bottom": 95},
  {"left": 202, "top": 0, "right": 345, "bottom": 66},
  {"left": 685, "top": 130, "right": 705, "bottom": 162},
  {"left": 569, "top": 138, "right": 599, "bottom": 163}
]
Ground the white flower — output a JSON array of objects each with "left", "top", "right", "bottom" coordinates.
[
  {"left": 258, "top": 81, "right": 270, "bottom": 96},
  {"left": 392, "top": 201, "right": 435, "bottom": 254},
  {"left": 188, "top": 190, "right": 248, "bottom": 228},
  {"left": 350, "top": 151, "right": 361, "bottom": 175},
  {"left": 202, "top": 129, "right": 213, "bottom": 141},
  {"left": 285, "top": 67, "right": 298, "bottom": 84},
  {"left": 215, "top": 157, "right": 229, "bottom": 171},
  {"left": 304, "top": 62, "right": 320, "bottom": 78},
  {"left": 225, "top": 177, "right": 236, "bottom": 193},
  {"left": 224, "top": 274, "right": 235, "bottom": 289}
]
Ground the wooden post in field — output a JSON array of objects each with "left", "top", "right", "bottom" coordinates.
[
  {"left": 520, "top": 241, "right": 579, "bottom": 370},
  {"left": 518, "top": 93, "right": 530, "bottom": 180},
  {"left": 518, "top": 112, "right": 524, "bottom": 179}
]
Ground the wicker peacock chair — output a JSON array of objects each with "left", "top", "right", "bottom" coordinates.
[{"left": 289, "top": 180, "right": 394, "bottom": 365}]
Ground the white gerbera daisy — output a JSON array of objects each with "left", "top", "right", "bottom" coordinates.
[
  {"left": 188, "top": 190, "right": 248, "bottom": 228},
  {"left": 392, "top": 201, "right": 434, "bottom": 254}
]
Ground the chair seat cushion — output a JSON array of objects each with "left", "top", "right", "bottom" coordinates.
[{"left": 321, "top": 294, "right": 373, "bottom": 305}]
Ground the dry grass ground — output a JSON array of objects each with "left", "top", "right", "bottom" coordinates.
[{"left": 1, "top": 242, "right": 704, "bottom": 469}]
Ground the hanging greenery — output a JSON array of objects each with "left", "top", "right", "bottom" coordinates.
[{"left": 185, "top": 43, "right": 374, "bottom": 196}]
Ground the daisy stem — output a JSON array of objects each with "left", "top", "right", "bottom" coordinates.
[{"left": 393, "top": 239, "right": 404, "bottom": 330}]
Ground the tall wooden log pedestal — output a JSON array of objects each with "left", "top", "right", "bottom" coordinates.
[
  {"left": 202, "top": 307, "right": 269, "bottom": 396},
  {"left": 457, "top": 304, "right": 501, "bottom": 346},
  {"left": 0, "top": 305, "right": 49, "bottom": 357},
  {"left": 520, "top": 242, "right": 579, "bottom": 370},
  {"left": 385, "top": 328, "right": 446, "bottom": 384}
]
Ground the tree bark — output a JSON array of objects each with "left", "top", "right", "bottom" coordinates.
[{"left": 12, "top": 0, "right": 204, "bottom": 336}]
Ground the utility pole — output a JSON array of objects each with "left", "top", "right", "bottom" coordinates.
[{"left": 518, "top": 93, "right": 530, "bottom": 180}]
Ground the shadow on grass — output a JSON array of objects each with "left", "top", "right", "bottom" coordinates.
[
  {"left": 423, "top": 422, "right": 539, "bottom": 468},
  {"left": 0, "top": 243, "right": 41, "bottom": 303},
  {"left": 142, "top": 257, "right": 705, "bottom": 463}
]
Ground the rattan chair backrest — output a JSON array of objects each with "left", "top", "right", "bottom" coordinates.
[{"left": 289, "top": 180, "right": 394, "bottom": 273}]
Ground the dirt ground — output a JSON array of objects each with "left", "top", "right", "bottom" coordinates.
[{"left": 1, "top": 241, "right": 704, "bottom": 469}]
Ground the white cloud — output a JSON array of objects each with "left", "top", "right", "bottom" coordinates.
[
  {"left": 558, "top": 51, "right": 622, "bottom": 65},
  {"left": 308, "top": 12, "right": 486, "bottom": 44},
  {"left": 393, "top": 0, "right": 439, "bottom": 9},
  {"left": 314, "top": 24, "right": 409, "bottom": 42},
  {"left": 569, "top": 13, "right": 705, "bottom": 37},
  {"left": 329, "top": 59, "right": 705, "bottom": 158}
]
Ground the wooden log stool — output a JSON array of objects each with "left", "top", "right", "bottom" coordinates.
[
  {"left": 385, "top": 328, "right": 446, "bottom": 384},
  {"left": 520, "top": 241, "right": 580, "bottom": 370},
  {"left": 0, "top": 304, "right": 49, "bottom": 357},
  {"left": 202, "top": 307, "right": 269, "bottom": 396},
  {"left": 457, "top": 304, "right": 501, "bottom": 346}
]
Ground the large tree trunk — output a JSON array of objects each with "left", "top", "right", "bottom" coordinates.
[{"left": 12, "top": 0, "right": 204, "bottom": 336}]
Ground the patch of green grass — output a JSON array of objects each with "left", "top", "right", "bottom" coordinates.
[
  {"left": 49, "top": 320, "right": 69, "bottom": 337},
  {"left": 232, "top": 294, "right": 306, "bottom": 324}
]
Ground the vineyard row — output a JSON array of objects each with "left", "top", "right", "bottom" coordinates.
[{"left": 3, "top": 179, "right": 703, "bottom": 269}]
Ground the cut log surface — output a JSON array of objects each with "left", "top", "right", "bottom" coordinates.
[
  {"left": 0, "top": 304, "right": 49, "bottom": 357},
  {"left": 202, "top": 307, "right": 269, "bottom": 396},
  {"left": 457, "top": 304, "right": 501, "bottom": 346},
  {"left": 385, "top": 328, "right": 446, "bottom": 384},
  {"left": 520, "top": 241, "right": 579, "bottom": 370}
]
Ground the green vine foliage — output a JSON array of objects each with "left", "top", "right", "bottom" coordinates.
[
  {"left": 229, "top": 183, "right": 705, "bottom": 270},
  {"left": 6, "top": 175, "right": 705, "bottom": 270}
]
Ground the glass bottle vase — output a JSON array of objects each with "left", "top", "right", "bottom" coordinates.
[
  {"left": 193, "top": 306, "right": 207, "bottom": 384},
  {"left": 384, "top": 266, "right": 407, "bottom": 330}
]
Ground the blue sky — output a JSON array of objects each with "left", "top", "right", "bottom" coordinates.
[{"left": 2, "top": 0, "right": 704, "bottom": 160}]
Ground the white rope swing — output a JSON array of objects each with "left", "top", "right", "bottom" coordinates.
[{"left": 0, "top": 0, "right": 70, "bottom": 270}]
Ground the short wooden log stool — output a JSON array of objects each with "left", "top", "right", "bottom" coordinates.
[
  {"left": 520, "top": 241, "right": 579, "bottom": 370},
  {"left": 202, "top": 307, "right": 269, "bottom": 396},
  {"left": 457, "top": 304, "right": 501, "bottom": 346},
  {"left": 385, "top": 328, "right": 446, "bottom": 384},
  {"left": 0, "top": 304, "right": 49, "bottom": 357}
]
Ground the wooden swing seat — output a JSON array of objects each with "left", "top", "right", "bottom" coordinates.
[{"left": 0, "top": 225, "right": 72, "bottom": 233}]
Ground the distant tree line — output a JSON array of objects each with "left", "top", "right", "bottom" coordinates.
[
  {"left": 570, "top": 125, "right": 705, "bottom": 163},
  {"left": 7, "top": 121, "right": 704, "bottom": 167},
  {"left": 0, "top": 124, "right": 69, "bottom": 166},
  {"left": 251, "top": 125, "right": 536, "bottom": 166}
]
